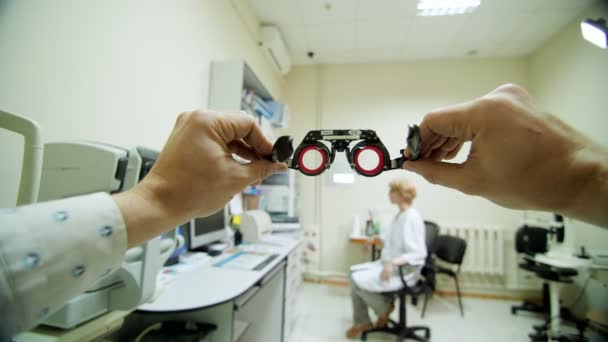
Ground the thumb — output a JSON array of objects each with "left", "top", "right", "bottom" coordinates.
[
  {"left": 238, "top": 160, "right": 288, "bottom": 187},
  {"left": 404, "top": 160, "right": 474, "bottom": 194}
]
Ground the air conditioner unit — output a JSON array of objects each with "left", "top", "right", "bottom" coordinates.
[{"left": 260, "top": 25, "right": 291, "bottom": 75}]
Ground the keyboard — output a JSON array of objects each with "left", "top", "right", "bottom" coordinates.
[{"left": 271, "top": 215, "right": 300, "bottom": 224}]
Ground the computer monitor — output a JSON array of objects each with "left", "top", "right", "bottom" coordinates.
[{"left": 187, "top": 206, "right": 228, "bottom": 250}]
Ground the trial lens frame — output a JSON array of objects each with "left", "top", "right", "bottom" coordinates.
[{"left": 271, "top": 124, "right": 421, "bottom": 177}]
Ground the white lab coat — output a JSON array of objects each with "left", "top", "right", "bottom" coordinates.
[{"left": 351, "top": 208, "right": 427, "bottom": 293}]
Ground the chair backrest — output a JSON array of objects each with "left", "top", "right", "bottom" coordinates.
[
  {"left": 515, "top": 225, "right": 548, "bottom": 255},
  {"left": 434, "top": 235, "right": 467, "bottom": 265},
  {"left": 422, "top": 222, "right": 440, "bottom": 291},
  {"left": 424, "top": 221, "right": 440, "bottom": 254}
]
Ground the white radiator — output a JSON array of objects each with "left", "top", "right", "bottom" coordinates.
[{"left": 441, "top": 225, "right": 505, "bottom": 276}]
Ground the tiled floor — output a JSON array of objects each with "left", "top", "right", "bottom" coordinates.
[{"left": 288, "top": 282, "right": 581, "bottom": 342}]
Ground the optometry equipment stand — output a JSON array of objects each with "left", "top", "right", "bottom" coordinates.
[
  {"left": 522, "top": 216, "right": 608, "bottom": 341},
  {"left": 37, "top": 143, "right": 182, "bottom": 329}
]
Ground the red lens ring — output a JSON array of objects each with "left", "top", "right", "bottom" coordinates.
[
  {"left": 298, "top": 145, "right": 328, "bottom": 175},
  {"left": 354, "top": 145, "right": 385, "bottom": 176}
]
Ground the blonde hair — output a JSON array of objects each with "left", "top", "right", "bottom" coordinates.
[{"left": 389, "top": 179, "right": 417, "bottom": 203}]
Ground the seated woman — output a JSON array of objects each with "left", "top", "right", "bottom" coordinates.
[{"left": 346, "top": 179, "right": 427, "bottom": 339}]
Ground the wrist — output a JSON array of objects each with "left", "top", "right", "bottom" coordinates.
[
  {"left": 113, "top": 175, "right": 182, "bottom": 248},
  {"left": 561, "top": 144, "right": 608, "bottom": 226}
]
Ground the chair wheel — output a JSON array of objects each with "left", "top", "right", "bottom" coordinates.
[
  {"left": 529, "top": 331, "right": 547, "bottom": 342},
  {"left": 511, "top": 307, "right": 516, "bottom": 315},
  {"left": 425, "top": 330, "right": 431, "bottom": 339},
  {"left": 361, "top": 333, "right": 367, "bottom": 341}
]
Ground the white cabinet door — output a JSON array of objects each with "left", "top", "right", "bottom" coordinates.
[{"left": 235, "top": 264, "right": 285, "bottom": 342}]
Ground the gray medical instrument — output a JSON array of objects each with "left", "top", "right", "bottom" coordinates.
[
  {"left": 0, "top": 110, "right": 43, "bottom": 205},
  {"left": 38, "top": 143, "right": 182, "bottom": 329}
]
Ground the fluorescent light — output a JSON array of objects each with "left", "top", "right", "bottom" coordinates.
[
  {"left": 333, "top": 173, "right": 355, "bottom": 184},
  {"left": 417, "top": 0, "right": 481, "bottom": 16},
  {"left": 581, "top": 19, "right": 607, "bottom": 49}
]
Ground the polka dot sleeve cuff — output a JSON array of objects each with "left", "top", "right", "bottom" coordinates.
[{"left": 0, "top": 192, "right": 127, "bottom": 339}]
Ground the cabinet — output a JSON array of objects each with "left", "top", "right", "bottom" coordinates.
[
  {"left": 235, "top": 263, "right": 285, "bottom": 342},
  {"left": 283, "top": 240, "right": 304, "bottom": 341}
]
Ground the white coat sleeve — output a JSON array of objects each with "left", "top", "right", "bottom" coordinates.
[
  {"left": 0, "top": 192, "right": 128, "bottom": 340},
  {"left": 394, "top": 212, "right": 427, "bottom": 266}
]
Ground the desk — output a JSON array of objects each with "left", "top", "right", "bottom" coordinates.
[
  {"left": 349, "top": 235, "right": 382, "bottom": 261},
  {"left": 115, "top": 234, "right": 303, "bottom": 342}
]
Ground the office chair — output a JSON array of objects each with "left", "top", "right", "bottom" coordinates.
[
  {"left": 361, "top": 265, "right": 432, "bottom": 342},
  {"left": 423, "top": 221, "right": 440, "bottom": 258},
  {"left": 413, "top": 221, "right": 440, "bottom": 314},
  {"left": 422, "top": 235, "right": 467, "bottom": 317}
]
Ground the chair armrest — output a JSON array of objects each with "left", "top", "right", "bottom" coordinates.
[
  {"left": 397, "top": 264, "right": 430, "bottom": 290},
  {"left": 397, "top": 265, "right": 412, "bottom": 290},
  {"left": 397, "top": 263, "right": 434, "bottom": 294}
]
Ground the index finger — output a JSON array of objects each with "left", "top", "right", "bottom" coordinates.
[{"left": 221, "top": 111, "right": 274, "bottom": 157}]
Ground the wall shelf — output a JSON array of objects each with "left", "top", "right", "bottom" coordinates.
[{"left": 208, "top": 60, "right": 287, "bottom": 131}]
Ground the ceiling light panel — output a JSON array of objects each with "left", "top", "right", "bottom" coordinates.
[{"left": 417, "top": 0, "right": 481, "bottom": 16}]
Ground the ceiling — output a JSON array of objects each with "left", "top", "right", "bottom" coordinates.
[{"left": 249, "top": 0, "right": 596, "bottom": 65}]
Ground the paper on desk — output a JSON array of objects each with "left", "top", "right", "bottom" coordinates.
[{"left": 214, "top": 250, "right": 274, "bottom": 270}]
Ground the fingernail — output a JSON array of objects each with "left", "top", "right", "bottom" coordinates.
[{"left": 274, "top": 163, "right": 288, "bottom": 173}]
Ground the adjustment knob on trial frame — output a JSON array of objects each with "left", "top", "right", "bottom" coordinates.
[
  {"left": 271, "top": 136, "right": 294, "bottom": 163},
  {"left": 406, "top": 124, "right": 421, "bottom": 161}
]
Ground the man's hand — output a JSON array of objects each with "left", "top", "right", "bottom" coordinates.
[
  {"left": 114, "top": 110, "right": 288, "bottom": 246},
  {"left": 404, "top": 84, "right": 608, "bottom": 227},
  {"left": 380, "top": 263, "right": 393, "bottom": 282}
]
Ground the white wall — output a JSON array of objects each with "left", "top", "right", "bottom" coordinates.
[
  {"left": 0, "top": 0, "right": 282, "bottom": 207},
  {"left": 285, "top": 59, "right": 529, "bottom": 275},
  {"left": 528, "top": 1, "right": 608, "bottom": 314}
]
